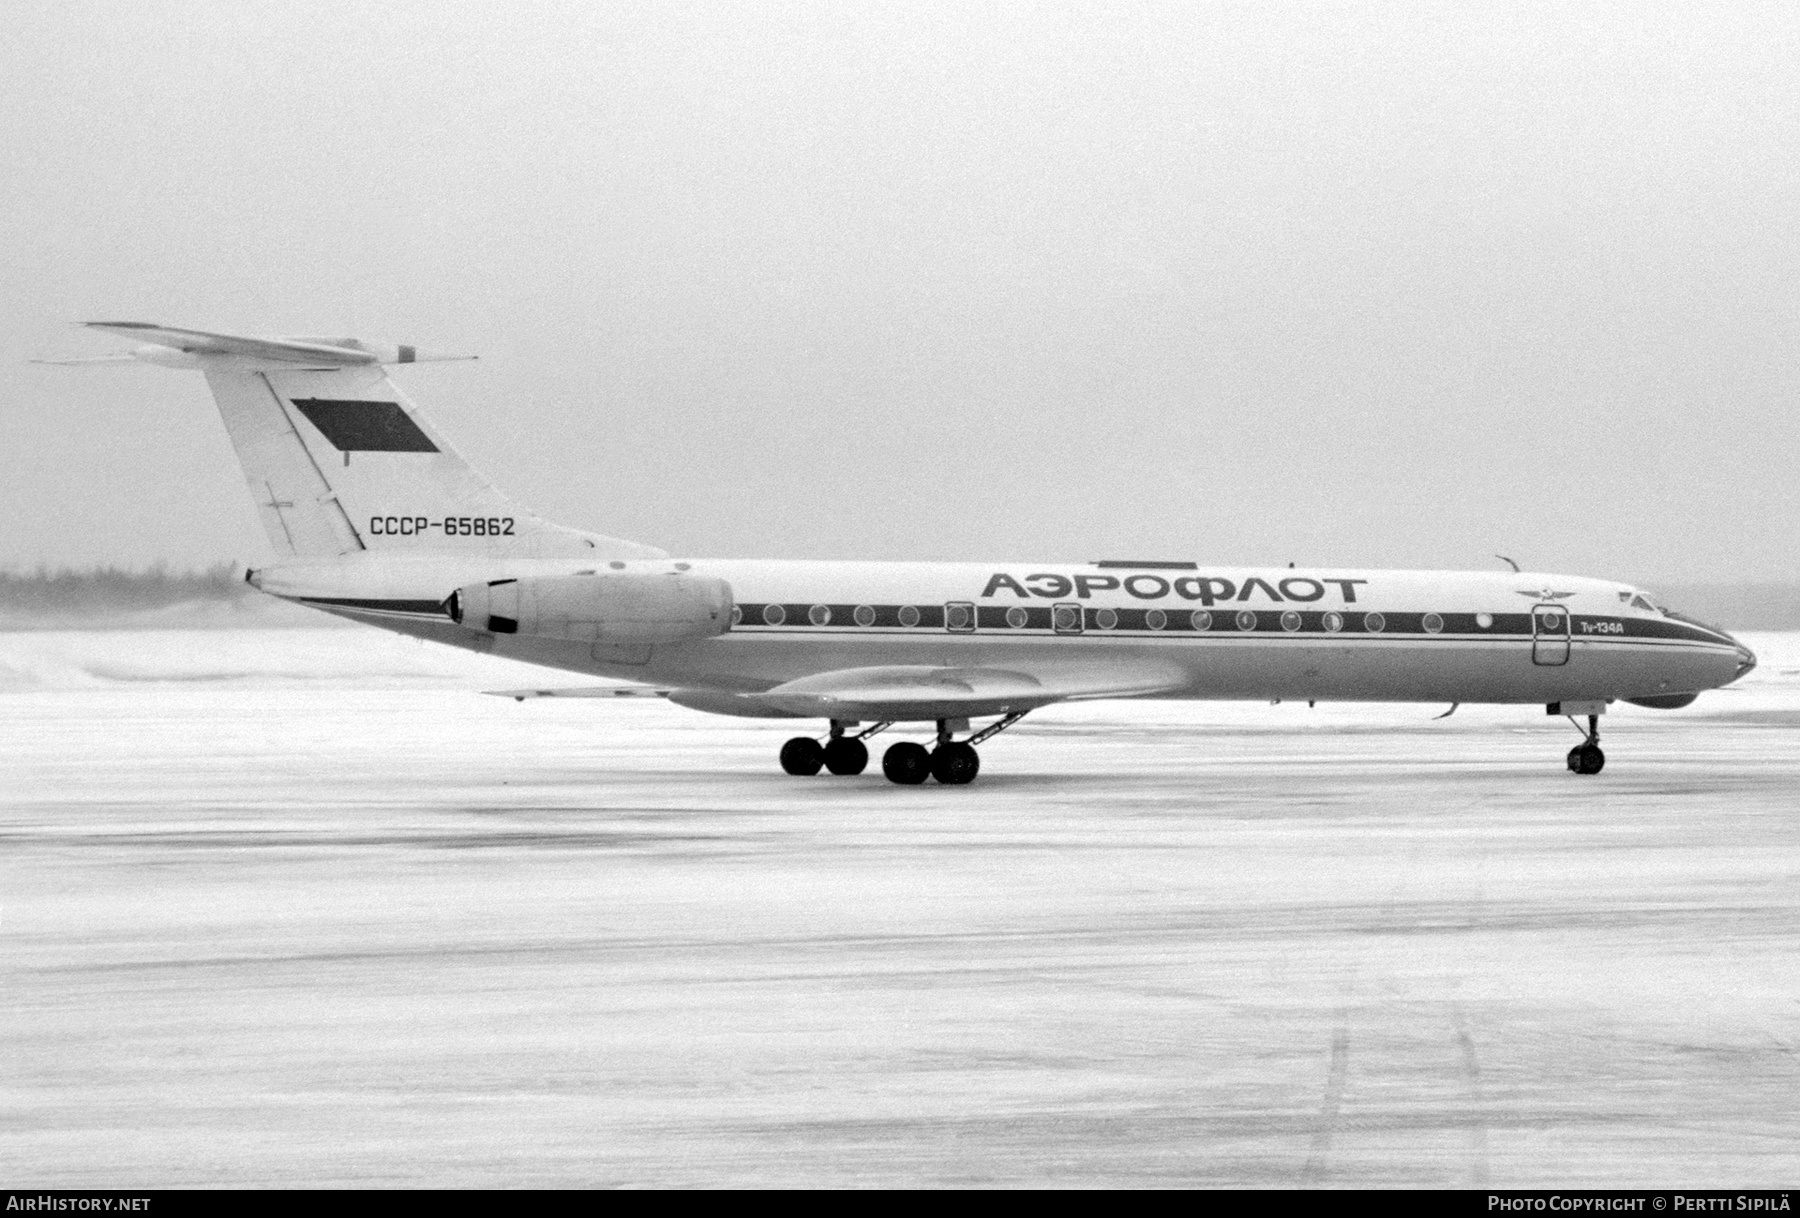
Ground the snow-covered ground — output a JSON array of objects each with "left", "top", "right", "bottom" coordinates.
[{"left": 3, "top": 628, "right": 1797, "bottom": 1186}]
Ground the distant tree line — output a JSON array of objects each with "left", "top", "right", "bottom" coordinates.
[
  {"left": 0, "top": 563, "right": 250, "bottom": 614},
  {"left": 1652, "top": 583, "right": 1800, "bottom": 632}
]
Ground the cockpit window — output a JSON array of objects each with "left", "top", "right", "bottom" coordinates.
[
  {"left": 1663, "top": 605, "right": 1727, "bottom": 632},
  {"left": 1635, "top": 590, "right": 1724, "bottom": 633}
]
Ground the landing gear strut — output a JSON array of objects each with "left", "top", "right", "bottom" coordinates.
[
  {"left": 1566, "top": 714, "right": 1605, "bottom": 775},
  {"left": 823, "top": 720, "right": 871, "bottom": 775}
]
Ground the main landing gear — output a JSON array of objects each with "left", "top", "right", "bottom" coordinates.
[
  {"left": 882, "top": 729, "right": 979, "bottom": 786},
  {"left": 780, "top": 714, "right": 1028, "bottom": 785},
  {"left": 780, "top": 721, "right": 882, "bottom": 776},
  {"left": 1566, "top": 713, "right": 1605, "bottom": 775}
]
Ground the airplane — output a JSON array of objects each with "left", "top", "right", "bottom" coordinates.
[{"left": 46, "top": 322, "right": 1757, "bottom": 783}]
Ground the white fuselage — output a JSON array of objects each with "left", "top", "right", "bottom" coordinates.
[{"left": 251, "top": 556, "right": 1755, "bottom": 716}]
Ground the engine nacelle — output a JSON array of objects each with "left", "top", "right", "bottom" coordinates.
[{"left": 447, "top": 572, "right": 733, "bottom": 645}]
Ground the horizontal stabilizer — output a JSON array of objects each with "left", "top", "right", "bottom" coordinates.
[{"left": 80, "top": 322, "right": 474, "bottom": 367}]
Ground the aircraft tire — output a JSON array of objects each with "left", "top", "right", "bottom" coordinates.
[
  {"left": 882, "top": 742, "right": 932, "bottom": 785},
  {"left": 780, "top": 736, "right": 826, "bottom": 776},
  {"left": 823, "top": 737, "right": 869, "bottom": 776},
  {"left": 930, "top": 741, "right": 980, "bottom": 785},
  {"left": 1567, "top": 743, "right": 1605, "bottom": 775}
]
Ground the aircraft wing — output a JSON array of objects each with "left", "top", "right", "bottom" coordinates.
[
  {"left": 485, "top": 686, "right": 672, "bottom": 702},
  {"left": 482, "top": 685, "right": 805, "bottom": 719},
  {"left": 484, "top": 664, "right": 1184, "bottom": 720},
  {"left": 748, "top": 663, "right": 1184, "bottom": 720},
  {"left": 29, "top": 353, "right": 142, "bottom": 366}
]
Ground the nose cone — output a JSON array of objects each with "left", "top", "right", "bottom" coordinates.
[
  {"left": 1731, "top": 639, "right": 1758, "bottom": 682},
  {"left": 1662, "top": 607, "right": 1758, "bottom": 690}
]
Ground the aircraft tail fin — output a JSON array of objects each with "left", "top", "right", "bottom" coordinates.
[{"left": 73, "top": 322, "right": 663, "bottom": 563}]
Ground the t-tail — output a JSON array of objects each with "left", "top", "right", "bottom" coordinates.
[{"left": 71, "top": 322, "right": 662, "bottom": 562}]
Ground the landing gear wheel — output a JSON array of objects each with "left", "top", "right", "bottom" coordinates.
[
  {"left": 1567, "top": 743, "right": 1605, "bottom": 775},
  {"left": 780, "top": 736, "right": 825, "bottom": 776},
  {"left": 823, "top": 737, "right": 869, "bottom": 776},
  {"left": 930, "top": 741, "right": 981, "bottom": 785},
  {"left": 882, "top": 742, "right": 932, "bottom": 785}
]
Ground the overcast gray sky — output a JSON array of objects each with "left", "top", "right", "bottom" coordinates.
[{"left": 3, "top": 1, "right": 1796, "bottom": 585}]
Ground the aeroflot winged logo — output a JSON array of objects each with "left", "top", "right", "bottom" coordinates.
[
  {"left": 1517, "top": 588, "right": 1575, "bottom": 601},
  {"left": 980, "top": 573, "right": 1368, "bottom": 606}
]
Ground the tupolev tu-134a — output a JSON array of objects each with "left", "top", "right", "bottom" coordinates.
[{"left": 50, "top": 323, "right": 1757, "bottom": 784}]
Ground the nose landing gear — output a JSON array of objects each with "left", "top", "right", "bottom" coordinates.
[{"left": 1564, "top": 712, "right": 1605, "bottom": 775}]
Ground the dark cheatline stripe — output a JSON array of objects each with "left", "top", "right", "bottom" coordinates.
[
  {"left": 301, "top": 596, "right": 449, "bottom": 616},
  {"left": 728, "top": 602, "right": 1736, "bottom": 645},
  {"left": 1623, "top": 616, "right": 1736, "bottom": 645},
  {"left": 1092, "top": 560, "right": 1198, "bottom": 570}
]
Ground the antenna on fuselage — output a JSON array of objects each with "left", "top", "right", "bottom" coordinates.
[{"left": 1496, "top": 554, "right": 1521, "bottom": 573}]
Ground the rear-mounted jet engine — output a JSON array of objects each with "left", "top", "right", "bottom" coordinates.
[{"left": 446, "top": 572, "right": 734, "bottom": 644}]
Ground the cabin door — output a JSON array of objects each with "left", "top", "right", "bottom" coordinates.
[{"left": 1532, "top": 603, "right": 1572, "bottom": 666}]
